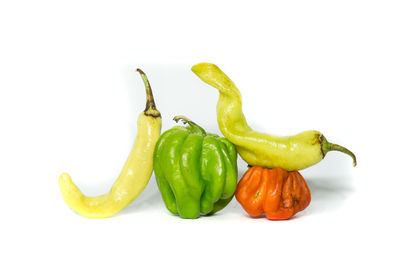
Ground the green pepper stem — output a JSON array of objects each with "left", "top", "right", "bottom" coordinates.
[
  {"left": 173, "top": 115, "right": 198, "bottom": 126},
  {"left": 173, "top": 115, "right": 206, "bottom": 135},
  {"left": 137, "top": 68, "right": 160, "bottom": 117},
  {"left": 322, "top": 137, "right": 357, "bottom": 167}
]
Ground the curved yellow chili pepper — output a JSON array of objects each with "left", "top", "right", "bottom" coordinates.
[
  {"left": 192, "top": 63, "right": 356, "bottom": 171},
  {"left": 59, "top": 69, "right": 161, "bottom": 218}
]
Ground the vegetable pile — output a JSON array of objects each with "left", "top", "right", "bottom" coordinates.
[
  {"left": 192, "top": 63, "right": 356, "bottom": 220},
  {"left": 59, "top": 63, "right": 356, "bottom": 220}
]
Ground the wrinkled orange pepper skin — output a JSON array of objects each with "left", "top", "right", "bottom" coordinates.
[{"left": 235, "top": 167, "right": 311, "bottom": 220}]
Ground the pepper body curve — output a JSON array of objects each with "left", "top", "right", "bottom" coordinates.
[
  {"left": 58, "top": 69, "right": 161, "bottom": 218},
  {"left": 191, "top": 63, "right": 356, "bottom": 171}
]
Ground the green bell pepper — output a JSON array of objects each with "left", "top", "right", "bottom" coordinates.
[{"left": 153, "top": 116, "right": 238, "bottom": 219}]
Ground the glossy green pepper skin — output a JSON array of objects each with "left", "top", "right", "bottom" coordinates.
[{"left": 153, "top": 116, "right": 238, "bottom": 219}]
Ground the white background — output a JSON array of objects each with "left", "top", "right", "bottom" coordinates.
[{"left": 1, "top": 0, "right": 399, "bottom": 266}]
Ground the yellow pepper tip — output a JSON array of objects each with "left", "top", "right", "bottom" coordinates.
[
  {"left": 191, "top": 62, "right": 219, "bottom": 75},
  {"left": 59, "top": 172, "right": 71, "bottom": 183}
]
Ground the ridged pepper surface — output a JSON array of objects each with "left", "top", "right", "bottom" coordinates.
[
  {"left": 153, "top": 116, "right": 238, "bottom": 219},
  {"left": 235, "top": 166, "right": 311, "bottom": 220}
]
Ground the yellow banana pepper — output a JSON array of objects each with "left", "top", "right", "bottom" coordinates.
[
  {"left": 192, "top": 63, "right": 356, "bottom": 171},
  {"left": 59, "top": 69, "right": 161, "bottom": 218}
]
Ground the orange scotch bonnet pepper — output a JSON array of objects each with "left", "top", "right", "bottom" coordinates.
[{"left": 235, "top": 166, "right": 311, "bottom": 220}]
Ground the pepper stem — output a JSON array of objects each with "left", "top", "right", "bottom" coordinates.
[
  {"left": 137, "top": 68, "right": 160, "bottom": 117},
  {"left": 322, "top": 136, "right": 357, "bottom": 167},
  {"left": 173, "top": 115, "right": 206, "bottom": 135},
  {"left": 173, "top": 115, "right": 198, "bottom": 126}
]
